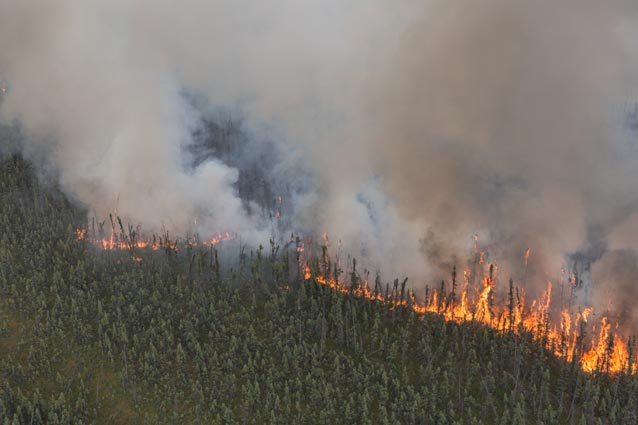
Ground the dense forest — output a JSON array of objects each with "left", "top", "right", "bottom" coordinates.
[{"left": 1, "top": 151, "right": 638, "bottom": 424}]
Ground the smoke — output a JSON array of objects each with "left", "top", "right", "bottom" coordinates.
[
  {"left": 1, "top": 0, "right": 638, "bottom": 313},
  {"left": 0, "top": 0, "right": 417, "bottom": 253},
  {"left": 363, "top": 0, "right": 638, "bottom": 302}
]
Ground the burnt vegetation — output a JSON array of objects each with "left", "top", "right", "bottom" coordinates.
[{"left": 2, "top": 151, "right": 638, "bottom": 424}]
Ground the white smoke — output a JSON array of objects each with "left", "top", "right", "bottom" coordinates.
[
  {"left": 1, "top": 0, "right": 638, "bottom": 307},
  {"left": 0, "top": 1, "right": 417, "bottom": 253}
]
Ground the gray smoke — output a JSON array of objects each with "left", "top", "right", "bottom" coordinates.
[
  {"left": 362, "top": 1, "right": 638, "bottom": 303},
  {"left": 1, "top": 0, "right": 638, "bottom": 314}
]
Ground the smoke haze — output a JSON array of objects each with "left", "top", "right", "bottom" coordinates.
[
  {"left": 1, "top": 1, "right": 638, "bottom": 315},
  {"left": 362, "top": 0, "right": 638, "bottom": 312}
]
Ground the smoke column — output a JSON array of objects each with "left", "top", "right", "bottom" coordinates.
[
  {"left": 1, "top": 0, "right": 638, "bottom": 317},
  {"left": 363, "top": 1, "right": 638, "bottom": 311}
]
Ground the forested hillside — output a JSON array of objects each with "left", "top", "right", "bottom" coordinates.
[{"left": 1, "top": 154, "right": 638, "bottom": 424}]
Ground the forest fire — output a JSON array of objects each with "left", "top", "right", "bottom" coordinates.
[
  {"left": 75, "top": 223, "right": 235, "bottom": 252},
  {"left": 302, "top": 250, "right": 634, "bottom": 375},
  {"left": 73, "top": 224, "right": 634, "bottom": 375}
]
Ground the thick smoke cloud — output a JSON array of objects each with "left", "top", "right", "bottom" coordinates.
[
  {"left": 363, "top": 1, "right": 638, "bottom": 301},
  {"left": 0, "top": 0, "right": 418, "bottom": 259},
  {"left": 0, "top": 0, "right": 423, "bottom": 278},
  {"left": 1, "top": 0, "right": 638, "bottom": 313}
]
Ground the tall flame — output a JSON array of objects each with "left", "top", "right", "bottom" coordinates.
[
  {"left": 300, "top": 241, "right": 634, "bottom": 375},
  {"left": 73, "top": 226, "right": 634, "bottom": 374}
]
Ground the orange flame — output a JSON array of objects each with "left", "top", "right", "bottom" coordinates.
[
  {"left": 74, "top": 226, "right": 634, "bottom": 374},
  {"left": 300, "top": 244, "right": 633, "bottom": 375},
  {"left": 75, "top": 226, "right": 235, "bottom": 252}
]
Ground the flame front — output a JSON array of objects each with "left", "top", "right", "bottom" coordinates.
[
  {"left": 301, "top": 249, "right": 634, "bottom": 376},
  {"left": 74, "top": 226, "right": 634, "bottom": 375},
  {"left": 75, "top": 222, "right": 235, "bottom": 253}
]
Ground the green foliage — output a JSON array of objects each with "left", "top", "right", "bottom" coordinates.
[{"left": 0, "top": 154, "right": 637, "bottom": 424}]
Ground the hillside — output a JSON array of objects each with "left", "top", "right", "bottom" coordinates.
[{"left": 1, "top": 154, "right": 638, "bottom": 424}]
